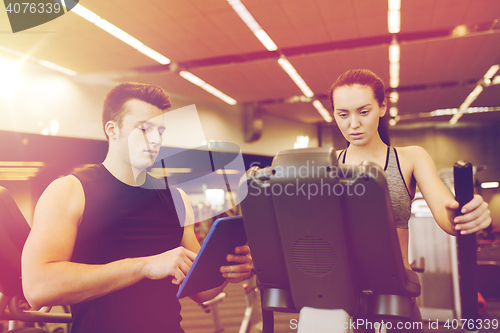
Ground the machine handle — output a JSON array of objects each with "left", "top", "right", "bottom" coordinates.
[{"left": 453, "top": 161, "right": 479, "bottom": 329}]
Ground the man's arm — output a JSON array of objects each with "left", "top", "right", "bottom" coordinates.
[{"left": 22, "top": 175, "right": 196, "bottom": 309}]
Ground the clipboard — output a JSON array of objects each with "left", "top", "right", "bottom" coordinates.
[{"left": 177, "top": 215, "right": 247, "bottom": 299}]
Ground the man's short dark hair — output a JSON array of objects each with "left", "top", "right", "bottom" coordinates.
[{"left": 102, "top": 82, "right": 171, "bottom": 140}]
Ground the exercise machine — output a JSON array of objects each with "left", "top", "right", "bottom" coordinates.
[
  {"left": 0, "top": 186, "right": 72, "bottom": 333},
  {"left": 238, "top": 148, "right": 421, "bottom": 332}
]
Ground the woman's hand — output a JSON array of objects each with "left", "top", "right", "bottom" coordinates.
[
  {"left": 220, "top": 245, "right": 253, "bottom": 283},
  {"left": 446, "top": 194, "right": 491, "bottom": 235}
]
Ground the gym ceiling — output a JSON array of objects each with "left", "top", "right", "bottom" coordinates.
[{"left": 1, "top": 0, "right": 500, "bottom": 126}]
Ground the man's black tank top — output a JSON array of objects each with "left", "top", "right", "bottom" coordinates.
[{"left": 70, "top": 164, "right": 185, "bottom": 333}]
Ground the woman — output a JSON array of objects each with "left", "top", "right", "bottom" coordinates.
[{"left": 329, "top": 69, "right": 491, "bottom": 331}]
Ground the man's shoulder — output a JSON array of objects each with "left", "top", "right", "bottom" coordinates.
[{"left": 72, "top": 164, "right": 105, "bottom": 183}]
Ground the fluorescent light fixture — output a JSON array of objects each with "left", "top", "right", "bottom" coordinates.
[
  {"left": 493, "top": 75, "right": 500, "bottom": 85},
  {"left": 430, "top": 107, "right": 500, "bottom": 116},
  {"left": 278, "top": 57, "right": 314, "bottom": 97},
  {"left": 389, "top": 43, "right": 400, "bottom": 63},
  {"left": 481, "top": 182, "right": 499, "bottom": 189},
  {"left": 388, "top": 0, "right": 401, "bottom": 11},
  {"left": 313, "top": 100, "right": 332, "bottom": 122},
  {"left": 484, "top": 64, "right": 500, "bottom": 80},
  {"left": 389, "top": 106, "right": 398, "bottom": 117},
  {"left": 388, "top": 10, "right": 400, "bottom": 34},
  {"left": 95, "top": 19, "right": 143, "bottom": 49},
  {"left": 452, "top": 25, "right": 469, "bottom": 37},
  {"left": 228, "top": 0, "right": 278, "bottom": 51},
  {"left": 389, "top": 91, "right": 399, "bottom": 103},
  {"left": 137, "top": 45, "right": 170, "bottom": 65},
  {"left": 71, "top": 4, "right": 170, "bottom": 65},
  {"left": 228, "top": 0, "right": 260, "bottom": 30},
  {"left": 38, "top": 60, "right": 77, "bottom": 75},
  {"left": 253, "top": 29, "right": 278, "bottom": 51},
  {"left": 390, "top": 77, "right": 399, "bottom": 88},
  {"left": 0, "top": 162, "right": 44, "bottom": 167},
  {"left": 450, "top": 66, "right": 496, "bottom": 124},
  {"left": 0, "top": 175, "right": 31, "bottom": 181},
  {"left": 71, "top": 4, "right": 100, "bottom": 23},
  {"left": 179, "top": 71, "right": 237, "bottom": 105},
  {"left": 458, "top": 85, "right": 483, "bottom": 111},
  {"left": 216, "top": 169, "right": 241, "bottom": 175},
  {"left": 0, "top": 167, "right": 39, "bottom": 173},
  {"left": 389, "top": 62, "right": 399, "bottom": 88},
  {"left": 294, "top": 136, "right": 310, "bottom": 149}
]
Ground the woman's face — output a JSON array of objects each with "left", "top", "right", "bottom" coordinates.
[{"left": 332, "top": 84, "right": 386, "bottom": 146}]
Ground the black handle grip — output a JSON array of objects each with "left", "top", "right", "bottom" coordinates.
[{"left": 453, "top": 161, "right": 479, "bottom": 326}]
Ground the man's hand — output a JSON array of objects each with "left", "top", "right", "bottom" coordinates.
[
  {"left": 220, "top": 245, "right": 253, "bottom": 283},
  {"left": 143, "top": 246, "right": 197, "bottom": 284},
  {"left": 447, "top": 194, "right": 491, "bottom": 235}
]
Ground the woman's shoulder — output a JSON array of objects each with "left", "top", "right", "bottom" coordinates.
[
  {"left": 394, "top": 145, "right": 433, "bottom": 166},
  {"left": 394, "top": 145, "right": 428, "bottom": 156}
]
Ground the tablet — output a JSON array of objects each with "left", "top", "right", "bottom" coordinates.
[{"left": 177, "top": 215, "right": 247, "bottom": 299}]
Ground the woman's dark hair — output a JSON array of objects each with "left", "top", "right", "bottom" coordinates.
[
  {"left": 329, "top": 69, "right": 390, "bottom": 146},
  {"left": 102, "top": 82, "right": 171, "bottom": 140}
]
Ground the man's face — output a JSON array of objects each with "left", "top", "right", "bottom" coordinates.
[{"left": 116, "top": 99, "right": 166, "bottom": 172}]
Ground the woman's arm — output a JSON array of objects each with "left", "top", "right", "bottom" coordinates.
[{"left": 409, "top": 146, "right": 491, "bottom": 235}]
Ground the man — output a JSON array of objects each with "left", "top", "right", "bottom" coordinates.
[{"left": 22, "top": 82, "right": 253, "bottom": 332}]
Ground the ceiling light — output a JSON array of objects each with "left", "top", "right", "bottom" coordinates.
[
  {"left": 388, "top": 0, "right": 401, "bottom": 11},
  {"left": 137, "top": 45, "right": 170, "bottom": 65},
  {"left": 179, "top": 71, "right": 237, "bottom": 105},
  {"left": 389, "top": 62, "right": 399, "bottom": 88},
  {"left": 389, "top": 106, "right": 398, "bottom": 117},
  {"left": 389, "top": 91, "right": 399, "bottom": 103},
  {"left": 228, "top": 0, "right": 260, "bottom": 30},
  {"left": 451, "top": 66, "right": 496, "bottom": 124},
  {"left": 216, "top": 169, "right": 241, "bottom": 175},
  {"left": 95, "top": 19, "right": 143, "bottom": 49},
  {"left": 481, "top": 182, "right": 499, "bottom": 189},
  {"left": 388, "top": 10, "right": 400, "bottom": 34},
  {"left": 484, "top": 64, "right": 500, "bottom": 80},
  {"left": 312, "top": 100, "right": 332, "bottom": 122},
  {"left": 71, "top": 4, "right": 170, "bottom": 65},
  {"left": 253, "top": 29, "right": 278, "bottom": 51},
  {"left": 389, "top": 43, "right": 400, "bottom": 63},
  {"left": 0, "top": 162, "right": 44, "bottom": 167},
  {"left": 294, "top": 136, "right": 310, "bottom": 149},
  {"left": 228, "top": 0, "right": 278, "bottom": 51},
  {"left": 0, "top": 175, "right": 31, "bottom": 181},
  {"left": 452, "top": 25, "right": 469, "bottom": 37},
  {"left": 38, "top": 60, "right": 77, "bottom": 76},
  {"left": 71, "top": 4, "right": 100, "bottom": 23},
  {"left": 278, "top": 57, "right": 314, "bottom": 98},
  {"left": 0, "top": 167, "right": 39, "bottom": 173},
  {"left": 390, "top": 77, "right": 399, "bottom": 88},
  {"left": 492, "top": 75, "right": 500, "bottom": 85}
]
